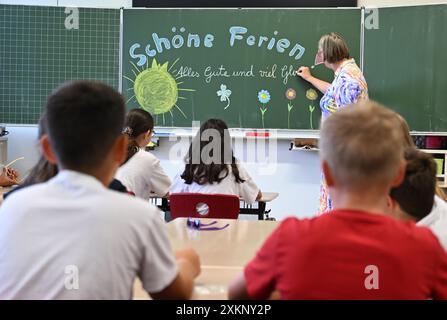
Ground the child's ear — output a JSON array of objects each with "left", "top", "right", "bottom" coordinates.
[
  {"left": 387, "top": 195, "right": 406, "bottom": 219},
  {"left": 113, "top": 134, "right": 128, "bottom": 166},
  {"left": 391, "top": 159, "right": 406, "bottom": 188},
  {"left": 40, "top": 135, "right": 57, "bottom": 165},
  {"left": 386, "top": 195, "right": 394, "bottom": 209},
  {"left": 321, "top": 160, "right": 335, "bottom": 187},
  {"left": 386, "top": 195, "right": 397, "bottom": 216}
]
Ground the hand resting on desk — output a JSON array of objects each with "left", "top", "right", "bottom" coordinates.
[{"left": 149, "top": 247, "right": 201, "bottom": 300}]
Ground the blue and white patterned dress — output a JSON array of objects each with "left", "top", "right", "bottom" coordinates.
[
  {"left": 318, "top": 58, "right": 369, "bottom": 214},
  {"left": 320, "top": 59, "right": 368, "bottom": 120}
]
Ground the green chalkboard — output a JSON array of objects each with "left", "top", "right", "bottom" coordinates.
[
  {"left": 364, "top": 5, "right": 447, "bottom": 133},
  {"left": 0, "top": 5, "right": 120, "bottom": 124},
  {"left": 123, "top": 9, "right": 361, "bottom": 130}
]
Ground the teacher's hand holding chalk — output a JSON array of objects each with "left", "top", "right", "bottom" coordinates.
[
  {"left": 297, "top": 66, "right": 312, "bottom": 81},
  {"left": 296, "top": 63, "right": 331, "bottom": 95}
]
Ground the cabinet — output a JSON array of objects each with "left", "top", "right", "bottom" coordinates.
[
  {"left": 0, "top": 137, "right": 7, "bottom": 165},
  {"left": 420, "top": 149, "right": 447, "bottom": 188}
]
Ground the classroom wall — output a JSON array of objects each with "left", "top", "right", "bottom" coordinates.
[
  {"left": 2, "top": 0, "right": 442, "bottom": 220},
  {"left": 4, "top": 126, "right": 321, "bottom": 220}
]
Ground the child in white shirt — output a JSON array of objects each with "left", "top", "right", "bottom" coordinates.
[
  {"left": 0, "top": 81, "right": 199, "bottom": 299},
  {"left": 116, "top": 109, "right": 171, "bottom": 200},
  {"left": 170, "top": 118, "right": 261, "bottom": 204},
  {"left": 418, "top": 195, "right": 447, "bottom": 251}
]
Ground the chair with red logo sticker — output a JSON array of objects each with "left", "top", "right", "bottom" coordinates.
[{"left": 169, "top": 193, "right": 240, "bottom": 220}]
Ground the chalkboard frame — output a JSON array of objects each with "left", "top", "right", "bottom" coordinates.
[
  {"left": 132, "top": 0, "right": 359, "bottom": 8},
  {"left": 2, "top": 4, "right": 446, "bottom": 136}
]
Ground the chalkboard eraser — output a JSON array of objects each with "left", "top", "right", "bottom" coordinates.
[{"left": 246, "top": 131, "right": 270, "bottom": 137}]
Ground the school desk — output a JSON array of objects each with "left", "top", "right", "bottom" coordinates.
[
  {"left": 133, "top": 217, "right": 279, "bottom": 300},
  {"left": 240, "top": 192, "right": 279, "bottom": 220},
  {"left": 149, "top": 192, "right": 279, "bottom": 221}
]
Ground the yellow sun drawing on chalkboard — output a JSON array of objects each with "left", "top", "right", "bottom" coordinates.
[{"left": 124, "top": 58, "right": 195, "bottom": 125}]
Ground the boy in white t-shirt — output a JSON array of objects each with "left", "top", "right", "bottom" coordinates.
[
  {"left": 116, "top": 109, "right": 171, "bottom": 200},
  {"left": 170, "top": 119, "right": 261, "bottom": 204},
  {"left": 0, "top": 81, "right": 200, "bottom": 299},
  {"left": 389, "top": 148, "right": 447, "bottom": 251}
]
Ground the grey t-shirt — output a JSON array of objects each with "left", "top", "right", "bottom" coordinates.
[{"left": 0, "top": 170, "right": 178, "bottom": 299}]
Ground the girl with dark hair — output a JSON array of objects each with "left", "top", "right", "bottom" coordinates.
[
  {"left": 170, "top": 118, "right": 261, "bottom": 204},
  {"left": 116, "top": 109, "right": 171, "bottom": 199}
]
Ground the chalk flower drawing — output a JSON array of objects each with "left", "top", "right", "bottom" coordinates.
[
  {"left": 217, "top": 84, "right": 232, "bottom": 110},
  {"left": 258, "top": 90, "right": 271, "bottom": 104},
  {"left": 285, "top": 88, "right": 296, "bottom": 129},
  {"left": 306, "top": 88, "right": 318, "bottom": 129},
  {"left": 124, "top": 58, "right": 195, "bottom": 125},
  {"left": 306, "top": 89, "right": 318, "bottom": 101},
  {"left": 286, "top": 88, "right": 296, "bottom": 100},
  {"left": 258, "top": 90, "right": 270, "bottom": 129}
]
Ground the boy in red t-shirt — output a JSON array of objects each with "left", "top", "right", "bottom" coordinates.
[{"left": 228, "top": 101, "right": 447, "bottom": 300}]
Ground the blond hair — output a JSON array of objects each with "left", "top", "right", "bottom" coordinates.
[
  {"left": 319, "top": 100, "right": 405, "bottom": 190},
  {"left": 395, "top": 113, "right": 415, "bottom": 148},
  {"left": 318, "top": 32, "right": 350, "bottom": 64}
]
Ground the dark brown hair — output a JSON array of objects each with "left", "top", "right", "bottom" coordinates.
[
  {"left": 21, "top": 157, "right": 58, "bottom": 186},
  {"left": 393, "top": 112, "right": 447, "bottom": 201},
  {"left": 181, "top": 119, "right": 245, "bottom": 185},
  {"left": 318, "top": 32, "right": 350, "bottom": 64},
  {"left": 122, "top": 109, "right": 154, "bottom": 163},
  {"left": 390, "top": 148, "right": 437, "bottom": 221},
  {"left": 45, "top": 81, "right": 125, "bottom": 170}
]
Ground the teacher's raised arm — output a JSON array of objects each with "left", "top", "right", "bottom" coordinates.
[{"left": 297, "top": 32, "right": 368, "bottom": 122}]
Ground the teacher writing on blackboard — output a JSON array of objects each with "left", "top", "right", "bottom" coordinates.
[{"left": 297, "top": 32, "right": 369, "bottom": 214}]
